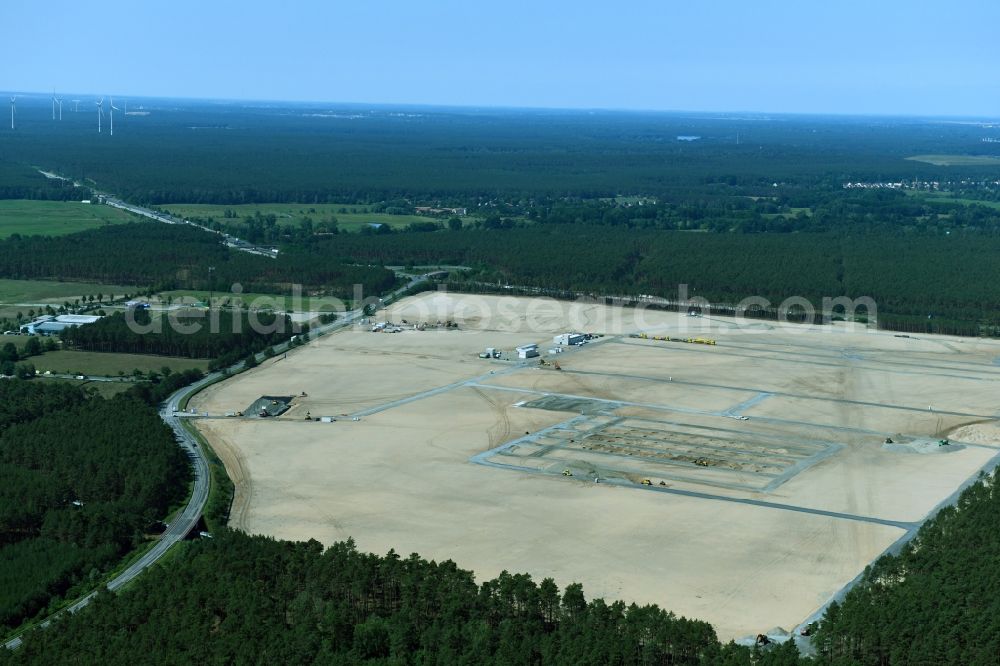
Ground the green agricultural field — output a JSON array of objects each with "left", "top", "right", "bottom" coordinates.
[
  {"left": 0, "top": 278, "right": 140, "bottom": 320},
  {"left": 0, "top": 200, "right": 138, "bottom": 238},
  {"left": 910, "top": 192, "right": 1000, "bottom": 211},
  {"left": 905, "top": 154, "right": 1000, "bottom": 166},
  {"left": 161, "top": 203, "right": 470, "bottom": 232},
  {"left": 73, "top": 378, "right": 135, "bottom": 398},
  {"left": 0, "top": 279, "right": 137, "bottom": 304},
  {"left": 31, "top": 350, "right": 209, "bottom": 377},
  {"left": 0, "top": 334, "right": 47, "bottom": 351}
]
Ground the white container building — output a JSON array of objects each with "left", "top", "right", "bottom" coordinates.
[
  {"left": 553, "top": 333, "right": 585, "bottom": 346},
  {"left": 516, "top": 343, "right": 539, "bottom": 359}
]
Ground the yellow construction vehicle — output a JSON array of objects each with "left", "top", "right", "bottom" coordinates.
[
  {"left": 640, "top": 478, "right": 652, "bottom": 485},
  {"left": 562, "top": 469, "right": 573, "bottom": 477}
]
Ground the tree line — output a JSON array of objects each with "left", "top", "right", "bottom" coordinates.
[
  {"left": 0, "top": 337, "right": 55, "bottom": 378},
  {"left": 3, "top": 530, "right": 807, "bottom": 665},
  {"left": 309, "top": 226, "right": 1000, "bottom": 332},
  {"left": 529, "top": 190, "right": 1000, "bottom": 234},
  {"left": 3, "top": 219, "right": 999, "bottom": 332}
]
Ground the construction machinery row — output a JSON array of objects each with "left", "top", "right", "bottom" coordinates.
[{"left": 630, "top": 333, "right": 717, "bottom": 346}]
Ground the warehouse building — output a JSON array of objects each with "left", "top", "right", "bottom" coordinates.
[
  {"left": 22, "top": 314, "right": 102, "bottom": 336},
  {"left": 516, "top": 343, "right": 539, "bottom": 359},
  {"left": 553, "top": 332, "right": 585, "bottom": 346}
]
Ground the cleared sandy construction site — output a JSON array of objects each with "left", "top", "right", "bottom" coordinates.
[{"left": 192, "top": 292, "right": 1000, "bottom": 640}]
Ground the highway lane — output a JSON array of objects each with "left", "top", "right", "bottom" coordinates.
[
  {"left": 31, "top": 172, "right": 279, "bottom": 262},
  {"left": 102, "top": 197, "right": 279, "bottom": 259}
]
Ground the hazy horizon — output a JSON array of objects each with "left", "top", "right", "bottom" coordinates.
[
  {"left": 2, "top": 0, "right": 999, "bottom": 117},
  {"left": 2, "top": 90, "right": 997, "bottom": 122}
]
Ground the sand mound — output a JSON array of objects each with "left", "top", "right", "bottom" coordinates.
[{"left": 949, "top": 422, "right": 1000, "bottom": 448}]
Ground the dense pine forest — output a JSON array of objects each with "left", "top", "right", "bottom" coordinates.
[
  {"left": 0, "top": 530, "right": 806, "bottom": 665},
  {"left": 0, "top": 223, "right": 397, "bottom": 298},
  {"left": 0, "top": 382, "right": 190, "bottom": 633},
  {"left": 0, "top": 162, "right": 85, "bottom": 201},
  {"left": 60, "top": 310, "right": 298, "bottom": 370},
  {"left": 2, "top": 103, "right": 998, "bottom": 205}
]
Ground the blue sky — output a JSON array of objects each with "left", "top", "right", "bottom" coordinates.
[{"left": 2, "top": 0, "right": 998, "bottom": 116}]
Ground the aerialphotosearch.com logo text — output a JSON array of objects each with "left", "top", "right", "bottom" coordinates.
[{"left": 124, "top": 282, "right": 878, "bottom": 338}]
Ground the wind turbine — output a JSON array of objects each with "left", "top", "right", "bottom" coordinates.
[
  {"left": 72, "top": 99, "right": 80, "bottom": 112},
  {"left": 9, "top": 97, "right": 15, "bottom": 130},
  {"left": 56, "top": 98, "right": 63, "bottom": 120},
  {"left": 96, "top": 97, "right": 104, "bottom": 133},
  {"left": 52, "top": 91, "right": 56, "bottom": 120},
  {"left": 110, "top": 97, "right": 119, "bottom": 136}
]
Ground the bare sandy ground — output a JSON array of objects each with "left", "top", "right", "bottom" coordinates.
[
  {"left": 194, "top": 293, "right": 1000, "bottom": 640},
  {"left": 196, "top": 390, "right": 901, "bottom": 640}
]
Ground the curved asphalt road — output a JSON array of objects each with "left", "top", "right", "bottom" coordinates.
[
  {"left": 3, "top": 275, "right": 422, "bottom": 651},
  {"left": 1, "top": 378, "right": 211, "bottom": 650}
]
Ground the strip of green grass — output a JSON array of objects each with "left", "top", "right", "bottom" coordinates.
[
  {"left": 181, "top": 420, "right": 234, "bottom": 533},
  {"left": 912, "top": 192, "right": 1000, "bottom": 211},
  {"left": 157, "top": 289, "right": 342, "bottom": 313},
  {"left": 161, "top": 202, "right": 471, "bottom": 232},
  {"left": 31, "top": 351, "right": 209, "bottom": 377},
  {"left": 905, "top": 154, "right": 1000, "bottom": 166},
  {"left": 0, "top": 334, "right": 44, "bottom": 351},
  {"left": 0, "top": 278, "right": 137, "bottom": 306},
  {"left": 0, "top": 200, "right": 138, "bottom": 238}
]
